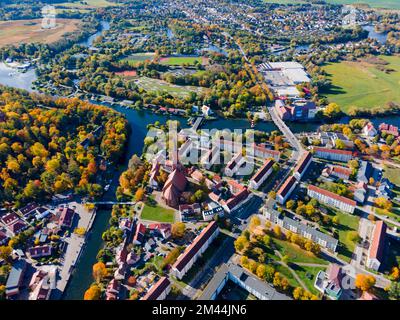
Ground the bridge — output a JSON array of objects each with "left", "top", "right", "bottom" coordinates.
[{"left": 191, "top": 116, "right": 204, "bottom": 131}]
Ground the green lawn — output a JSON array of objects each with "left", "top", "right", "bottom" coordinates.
[
  {"left": 121, "top": 53, "right": 155, "bottom": 66},
  {"left": 56, "top": 0, "right": 119, "bottom": 8},
  {"left": 330, "top": 211, "right": 360, "bottom": 262},
  {"left": 383, "top": 165, "right": 400, "bottom": 186},
  {"left": 160, "top": 56, "right": 202, "bottom": 66},
  {"left": 290, "top": 264, "right": 325, "bottom": 295},
  {"left": 322, "top": 55, "right": 400, "bottom": 113},
  {"left": 141, "top": 203, "right": 175, "bottom": 223},
  {"left": 273, "top": 238, "right": 329, "bottom": 265}
]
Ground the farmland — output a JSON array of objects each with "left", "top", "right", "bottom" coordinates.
[
  {"left": 0, "top": 19, "right": 81, "bottom": 47},
  {"left": 322, "top": 55, "right": 400, "bottom": 114},
  {"left": 55, "top": 0, "right": 119, "bottom": 9}
]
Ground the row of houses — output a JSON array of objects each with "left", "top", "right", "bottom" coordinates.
[
  {"left": 307, "top": 185, "right": 357, "bottom": 214},
  {"left": 171, "top": 221, "right": 220, "bottom": 280},
  {"left": 264, "top": 208, "right": 338, "bottom": 252},
  {"left": 276, "top": 151, "right": 313, "bottom": 204}
]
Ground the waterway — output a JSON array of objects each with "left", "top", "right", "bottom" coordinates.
[
  {"left": 363, "top": 24, "right": 388, "bottom": 44},
  {"left": 0, "top": 63, "right": 37, "bottom": 92}
]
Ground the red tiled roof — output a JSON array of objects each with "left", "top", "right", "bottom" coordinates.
[
  {"left": 142, "top": 277, "right": 170, "bottom": 300},
  {"left": 251, "top": 159, "right": 274, "bottom": 183},
  {"left": 313, "top": 147, "right": 353, "bottom": 156},
  {"left": 172, "top": 221, "right": 218, "bottom": 272},
  {"left": 253, "top": 144, "right": 280, "bottom": 157},
  {"left": 369, "top": 221, "right": 386, "bottom": 261},
  {"left": 277, "top": 176, "right": 297, "bottom": 198},
  {"left": 59, "top": 208, "right": 75, "bottom": 228},
  {"left": 331, "top": 166, "right": 352, "bottom": 177},
  {"left": 294, "top": 151, "right": 312, "bottom": 175},
  {"left": 1, "top": 212, "right": 19, "bottom": 226},
  {"left": 308, "top": 185, "right": 356, "bottom": 207}
]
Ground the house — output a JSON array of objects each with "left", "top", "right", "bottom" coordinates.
[
  {"left": 18, "top": 203, "right": 39, "bottom": 217},
  {"left": 307, "top": 185, "right": 356, "bottom": 214},
  {"left": 1, "top": 212, "right": 19, "bottom": 226},
  {"left": 319, "top": 132, "right": 354, "bottom": 149},
  {"left": 0, "top": 230, "right": 8, "bottom": 245},
  {"left": 276, "top": 176, "right": 298, "bottom": 205},
  {"left": 314, "top": 264, "right": 343, "bottom": 300},
  {"left": 202, "top": 206, "right": 224, "bottom": 221},
  {"left": 141, "top": 277, "right": 171, "bottom": 300},
  {"left": 367, "top": 221, "right": 386, "bottom": 271},
  {"left": 6, "top": 259, "right": 27, "bottom": 298},
  {"left": 322, "top": 165, "right": 352, "bottom": 181},
  {"left": 58, "top": 207, "right": 75, "bottom": 229},
  {"left": 357, "top": 161, "right": 374, "bottom": 184},
  {"left": 249, "top": 159, "right": 274, "bottom": 190},
  {"left": 179, "top": 203, "right": 201, "bottom": 218},
  {"left": 353, "top": 182, "right": 368, "bottom": 204},
  {"left": 147, "top": 223, "right": 172, "bottom": 239},
  {"left": 133, "top": 223, "right": 146, "bottom": 245},
  {"left": 149, "top": 161, "right": 161, "bottom": 189},
  {"left": 119, "top": 218, "right": 134, "bottom": 233},
  {"left": 201, "top": 105, "right": 213, "bottom": 117},
  {"left": 106, "top": 279, "right": 121, "bottom": 300},
  {"left": 264, "top": 208, "right": 338, "bottom": 251},
  {"left": 293, "top": 151, "right": 312, "bottom": 181},
  {"left": 312, "top": 147, "right": 353, "bottom": 162},
  {"left": 191, "top": 169, "right": 204, "bottom": 183},
  {"left": 35, "top": 207, "right": 52, "bottom": 220},
  {"left": 377, "top": 178, "right": 393, "bottom": 199},
  {"left": 28, "top": 245, "right": 52, "bottom": 259},
  {"left": 362, "top": 122, "right": 377, "bottom": 137},
  {"left": 253, "top": 144, "right": 281, "bottom": 162},
  {"left": 10, "top": 220, "right": 27, "bottom": 235},
  {"left": 171, "top": 221, "right": 219, "bottom": 280},
  {"left": 225, "top": 153, "right": 245, "bottom": 177},
  {"left": 379, "top": 123, "right": 399, "bottom": 137},
  {"left": 29, "top": 270, "right": 52, "bottom": 300},
  {"left": 201, "top": 146, "right": 220, "bottom": 170},
  {"left": 162, "top": 168, "right": 187, "bottom": 207}
]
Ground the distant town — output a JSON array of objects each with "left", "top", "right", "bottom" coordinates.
[{"left": 0, "top": 0, "right": 399, "bottom": 303}]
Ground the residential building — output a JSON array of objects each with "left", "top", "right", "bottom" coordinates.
[
  {"left": 379, "top": 123, "right": 399, "bottom": 137},
  {"left": 357, "top": 161, "right": 374, "bottom": 184},
  {"left": 28, "top": 245, "right": 52, "bottom": 259},
  {"left": 18, "top": 203, "right": 38, "bottom": 218},
  {"left": 264, "top": 208, "right": 338, "bottom": 251},
  {"left": 171, "top": 221, "right": 219, "bottom": 280},
  {"left": 133, "top": 223, "right": 146, "bottom": 245},
  {"left": 6, "top": 259, "right": 27, "bottom": 298},
  {"left": 362, "top": 122, "right": 377, "bottom": 137},
  {"left": 307, "top": 185, "right": 356, "bottom": 214},
  {"left": 0, "top": 230, "right": 8, "bottom": 245},
  {"left": 377, "top": 178, "right": 393, "bottom": 199},
  {"left": 367, "top": 221, "right": 386, "bottom": 271},
  {"left": 141, "top": 277, "right": 171, "bottom": 300},
  {"left": 319, "top": 132, "right": 354, "bottom": 149},
  {"left": 58, "top": 207, "right": 75, "bottom": 229},
  {"left": 202, "top": 206, "right": 224, "bottom": 221},
  {"left": 312, "top": 147, "right": 353, "bottom": 162},
  {"left": 105, "top": 279, "right": 120, "bottom": 300},
  {"left": 276, "top": 176, "right": 298, "bottom": 205},
  {"left": 322, "top": 165, "right": 352, "bottom": 181},
  {"left": 293, "top": 151, "right": 312, "bottom": 181},
  {"left": 353, "top": 182, "right": 368, "bottom": 204},
  {"left": 314, "top": 264, "right": 343, "bottom": 300},
  {"left": 275, "top": 99, "right": 317, "bottom": 121},
  {"left": 249, "top": 159, "right": 274, "bottom": 190},
  {"left": 225, "top": 153, "right": 245, "bottom": 177},
  {"left": 253, "top": 144, "right": 281, "bottom": 162},
  {"left": 199, "top": 263, "right": 291, "bottom": 300}
]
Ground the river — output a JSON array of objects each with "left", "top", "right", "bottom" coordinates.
[{"left": 0, "top": 63, "right": 37, "bottom": 92}]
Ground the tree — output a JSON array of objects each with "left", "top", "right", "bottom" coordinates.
[
  {"left": 92, "top": 261, "right": 108, "bottom": 283},
  {"left": 355, "top": 274, "right": 376, "bottom": 292},
  {"left": 0, "top": 246, "right": 12, "bottom": 261},
  {"left": 256, "top": 264, "right": 267, "bottom": 280},
  {"left": 234, "top": 235, "right": 249, "bottom": 253},
  {"left": 273, "top": 225, "right": 282, "bottom": 238},
  {"left": 249, "top": 215, "right": 261, "bottom": 231},
  {"left": 171, "top": 222, "right": 186, "bottom": 239},
  {"left": 134, "top": 188, "right": 145, "bottom": 202},
  {"left": 387, "top": 281, "right": 400, "bottom": 300},
  {"left": 390, "top": 266, "right": 400, "bottom": 281},
  {"left": 84, "top": 284, "right": 102, "bottom": 300},
  {"left": 286, "top": 200, "right": 295, "bottom": 211}
]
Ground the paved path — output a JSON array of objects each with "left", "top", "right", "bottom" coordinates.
[{"left": 274, "top": 250, "right": 308, "bottom": 291}]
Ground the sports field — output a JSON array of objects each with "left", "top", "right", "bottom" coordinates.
[
  {"left": 322, "top": 55, "right": 400, "bottom": 113},
  {"left": 121, "top": 53, "right": 155, "bottom": 66},
  {"left": 134, "top": 77, "right": 208, "bottom": 98},
  {"left": 159, "top": 56, "right": 203, "bottom": 66},
  {"left": 263, "top": 0, "right": 400, "bottom": 10},
  {"left": 0, "top": 19, "right": 80, "bottom": 47}
]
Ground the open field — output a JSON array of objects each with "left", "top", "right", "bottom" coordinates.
[
  {"left": 263, "top": 0, "right": 400, "bottom": 10},
  {"left": 383, "top": 165, "right": 400, "bottom": 186},
  {"left": 134, "top": 76, "right": 208, "bottom": 98},
  {"left": 141, "top": 203, "right": 175, "bottom": 223},
  {"left": 55, "top": 0, "right": 119, "bottom": 9},
  {"left": 0, "top": 19, "right": 80, "bottom": 47},
  {"left": 160, "top": 56, "right": 203, "bottom": 66},
  {"left": 332, "top": 211, "right": 360, "bottom": 262},
  {"left": 322, "top": 55, "right": 400, "bottom": 113},
  {"left": 121, "top": 53, "right": 155, "bottom": 66}
]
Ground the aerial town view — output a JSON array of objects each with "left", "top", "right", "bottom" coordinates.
[{"left": 0, "top": 0, "right": 399, "bottom": 309}]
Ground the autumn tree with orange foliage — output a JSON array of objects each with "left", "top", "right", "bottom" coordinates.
[
  {"left": 84, "top": 284, "right": 102, "bottom": 300},
  {"left": 93, "top": 261, "right": 108, "bottom": 283},
  {"left": 355, "top": 274, "right": 376, "bottom": 292}
]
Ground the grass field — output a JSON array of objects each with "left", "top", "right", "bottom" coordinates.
[
  {"left": 121, "top": 53, "right": 155, "bottom": 66},
  {"left": 0, "top": 19, "right": 80, "bottom": 47},
  {"left": 134, "top": 76, "right": 208, "bottom": 98},
  {"left": 322, "top": 55, "right": 400, "bottom": 114},
  {"left": 383, "top": 165, "right": 400, "bottom": 186},
  {"left": 56, "top": 0, "right": 119, "bottom": 9},
  {"left": 141, "top": 203, "right": 175, "bottom": 223},
  {"left": 160, "top": 56, "right": 202, "bottom": 66},
  {"left": 291, "top": 264, "right": 325, "bottom": 295},
  {"left": 263, "top": 0, "right": 400, "bottom": 10}
]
